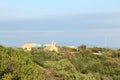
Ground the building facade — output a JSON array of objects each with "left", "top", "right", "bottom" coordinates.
[{"left": 21, "top": 41, "right": 58, "bottom": 52}]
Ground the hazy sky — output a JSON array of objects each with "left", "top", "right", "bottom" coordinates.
[{"left": 0, "top": 0, "right": 120, "bottom": 48}]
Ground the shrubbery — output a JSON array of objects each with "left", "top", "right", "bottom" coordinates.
[{"left": 0, "top": 45, "right": 120, "bottom": 80}]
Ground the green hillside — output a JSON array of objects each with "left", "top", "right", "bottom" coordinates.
[{"left": 0, "top": 45, "right": 120, "bottom": 80}]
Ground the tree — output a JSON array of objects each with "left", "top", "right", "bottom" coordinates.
[{"left": 78, "top": 45, "right": 87, "bottom": 51}]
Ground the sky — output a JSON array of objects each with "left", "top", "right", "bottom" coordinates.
[{"left": 0, "top": 0, "right": 120, "bottom": 48}]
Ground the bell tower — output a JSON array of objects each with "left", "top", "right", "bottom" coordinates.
[{"left": 52, "top": 40, "right": 56, "bottom": 46}]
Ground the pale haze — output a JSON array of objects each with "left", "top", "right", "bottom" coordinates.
[{"left": 0, "top": 0, "right": 120, "bottom": 48}]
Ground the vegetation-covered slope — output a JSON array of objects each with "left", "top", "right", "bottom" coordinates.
[{"left": 0, "top": 45, "right": 120, "bottom": 80}]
